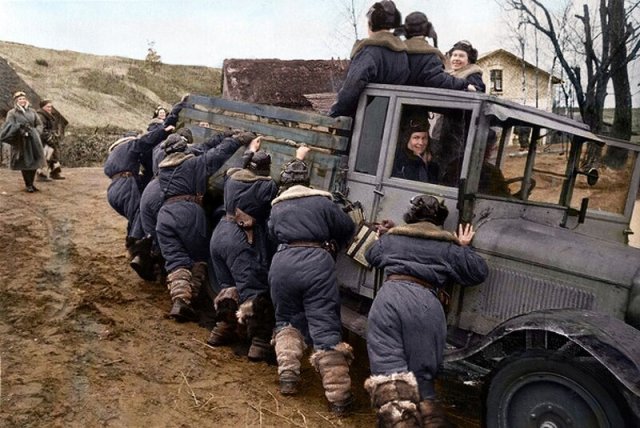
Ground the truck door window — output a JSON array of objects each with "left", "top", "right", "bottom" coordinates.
[
  {"left": 572, "top": 142, "right": 637, "bottom": 214},
  {"left": 391, "top": 104, "right": 472, "bottom": 186},
  {"left": 480, "top": 125, "right": 566, "bottom": 204},
  {"left": 354, "top": 96, "right": 389, "bottom": 175}
]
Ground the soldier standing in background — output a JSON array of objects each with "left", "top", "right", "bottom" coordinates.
[{"left": 36, "top": 99, "right": 65, "bottom": 181}]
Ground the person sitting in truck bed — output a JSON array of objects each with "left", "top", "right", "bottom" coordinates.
[
  {"left": 364, "top": 195, "right": 488, "bottom": 427},
  {"left": 329, "top": 0, "right": 409, "bottom": 118},
  {"left": 446, "top": 40, "right": 485, "bottom": 92},
  {"left": 400, "top": 11, "right": 477, "bottom": 92},
  {"left": 392, "top": 118, "right": 439, "bottom": 183}
]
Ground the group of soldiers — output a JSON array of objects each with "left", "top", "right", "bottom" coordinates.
[
  {"left": 104, "top": 97, "right": 361, "bottom": 418},
  {"left": 104, "top": 1, "right": 490, "bottom": 427}
]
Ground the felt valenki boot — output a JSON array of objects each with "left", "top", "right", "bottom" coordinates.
[
  {"left": 238, "top": 294, "right": 275, "bottom": 362},
  {"left": 273, "top": 326, "right": 306, "bottom": 395},
  {"left": 310, "top": 342, "right": 354, "bottom": 416},
  {"left": 167, "top": 267, "right": 197, "bottom": 322},
  {"left": 207, "top": 287, "right": 240, "bottom": 346},
  {"left": 364, "top": 372, "right": 422, "bottom": 428}
]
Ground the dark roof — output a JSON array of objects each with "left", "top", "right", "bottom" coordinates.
[
  {"left": 222, "top": 59, "right": 348, "bottom": 109},
  {"left": 0, "top": 56, "right": 68, "bottom": 127}
]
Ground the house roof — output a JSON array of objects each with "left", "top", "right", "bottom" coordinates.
[
  {"left": 478, "top": 48, "right": 562, "bottom": 84},
  {"left": 0, "top": 56, "right": 68, "bottom": 127},
  {"left": 222, "top": 59, "right": 349, "bottom": 109}
]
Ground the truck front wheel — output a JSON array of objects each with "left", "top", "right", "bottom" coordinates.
[{"left": 485, "top": 355, "right": 629, "bottom": 428}]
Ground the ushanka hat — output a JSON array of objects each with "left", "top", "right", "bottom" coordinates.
[{"left": 367, "top": 1, "right": 401, "bottom": 31}]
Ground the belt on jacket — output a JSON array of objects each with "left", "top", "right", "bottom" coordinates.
[
  {"left": 165, "top": 194, "right": 203, "bottom": 206},
  {"left": 111, "top": 171, "right": 135, "bottom": 180},
  {"left": 277, "top": 240, "right": 337, "bottom": 259},
  {"left": 386, "top": 274, "right": 434, "bottom": 289},
  {"left": 386, "top": 274, "right": 451, "bottom": 309}
]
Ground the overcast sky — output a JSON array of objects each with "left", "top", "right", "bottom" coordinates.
[
  {"left": 0, "top": 0, "right": 637, "bottom": 106},
  {"left": 0, "top": 0, "right": 502, "bottom": 66}
]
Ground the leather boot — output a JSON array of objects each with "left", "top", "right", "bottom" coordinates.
[
  {"left": 238, "top": 294, "right": 275, "bottom": 362},
  {"left": 207, "top": 287, "right": 239, "bottom": 346},
  {"left": 129, "top": 237, "right": 155, "bottom": 281},
  {"left": 364, "top": 372, "right": 422, "bottom": 428},
  {"left": 50, "top": 164, "right": 65, "bottom": 180},
  {"left": 273, "top": 326, "right": 306, "bottom": 395},
  {"left": 310, "top": 342, "right": 354, "bottom": 416},
  {"left": 418, "top": 400, "right": 453, "bottom": 428},
  {"left": 167, "top": 268, "right": 197, "bottom": 322}
]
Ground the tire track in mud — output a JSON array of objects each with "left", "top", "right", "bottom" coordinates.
[{"left": 1, "top": 169, "right": 378, "bottom": 428}]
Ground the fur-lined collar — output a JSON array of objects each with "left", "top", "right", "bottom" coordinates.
[
  {"left": 405, "top": 37, "right": 446, "bottom": 62},
  {"left": 37, "top": 108, "right": 55, "bottom": 121},
  {"left": 271, "top": 185, "right": 333, "bottom": 206},
  {"left": 350, "top": 31, "right": 407, "bottom": 58},
  {"left": 108, "top": 136, "right": 136, "bottom": 153},
  {"left": 387, "top": 222, "right": 460, "bottom": 244},
  {"left": 447, "top": 63, "right": 484, "bottom": 79},
  {"left": 158, "top": 152, "right": 195, "bottom": 168},
  {"left": 227, "top": 167, "right": 273, "bottom": 183}
]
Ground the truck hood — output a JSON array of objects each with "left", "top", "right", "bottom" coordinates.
[{"left": 474, "top": 218, "right": 640, "bottom": 289}]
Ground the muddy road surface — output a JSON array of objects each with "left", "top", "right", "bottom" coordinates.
[{"left": 0, "top": 167, "right": 484, "bottom": 428}]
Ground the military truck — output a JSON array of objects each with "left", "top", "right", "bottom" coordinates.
[{"left": 181, "top": 85, "right": 640, "bottom": 427}]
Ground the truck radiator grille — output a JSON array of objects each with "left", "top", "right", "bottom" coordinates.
[{"left": 481, "top": 266, "right": 595, "bottom": 319}]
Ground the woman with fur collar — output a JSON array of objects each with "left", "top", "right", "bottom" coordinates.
[
  {"left": 329, "top": 1, "right": 409, "bottom": 118},
  {"left": 0, "top": 91, "right": 45, "bottom": 192},
  {"left": 446, "top": 40, "right": 486, "bottom": 92},
  {"left": 364, "top": 196, "right": 487, "bottom": 427},
  {"left": 400, "top": 12, "right": 477, "bottom": 92}
]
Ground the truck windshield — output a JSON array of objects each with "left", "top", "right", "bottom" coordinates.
[{"left": 479, "top": 122, "right": 637, "bottom": 215}]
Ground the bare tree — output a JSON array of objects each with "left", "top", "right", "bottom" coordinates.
[
  {"left": 503, "top": 0, "right": 640, "bottom": 168},
  {"left": 330, "top": 0, "right": 368, "bottom": 56}
]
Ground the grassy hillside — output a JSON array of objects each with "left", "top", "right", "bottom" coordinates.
[{"left": 0, "top": 41, "right": 221, "bottom": 130}]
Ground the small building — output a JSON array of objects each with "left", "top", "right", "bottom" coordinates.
[
  {"left": 222, "top": 59, "right": 349, "bottom": 111},
  {"left": 477, "top": 48, "right": 562, "bottom": 111}
]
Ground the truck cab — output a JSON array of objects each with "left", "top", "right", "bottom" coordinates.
[{"left": 183, "top": 86, "right": 640, "bottom": 427}]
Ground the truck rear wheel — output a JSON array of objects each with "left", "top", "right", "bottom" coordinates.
[{"left": 485, "top": 355, "right": 629, "bottom": 428}]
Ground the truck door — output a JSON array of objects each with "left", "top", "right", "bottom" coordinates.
[{"left": 337, "top": 88, "right": 481, "bottom": 298}]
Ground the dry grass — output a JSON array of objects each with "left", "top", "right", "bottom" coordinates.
[{"left": 0, "top": 41, "right": 221, "bottom": 130}]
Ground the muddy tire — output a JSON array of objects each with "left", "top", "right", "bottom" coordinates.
[{"left": 485, "top": 355, "right": 631, "bottom": 428}]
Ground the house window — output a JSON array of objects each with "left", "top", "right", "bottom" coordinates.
[{"left": 490, "top": 69, "right": 503, "bottom": 93}]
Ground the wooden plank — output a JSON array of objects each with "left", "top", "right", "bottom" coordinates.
[
  {"left": 181, "top": 108, "right": 350, "bottom": 152},
  {"left": 187, "top": 94, "right": 352, "bottom": 131},
  {"left": 341, "top": 305, "right": 367, "bottom": 337}
]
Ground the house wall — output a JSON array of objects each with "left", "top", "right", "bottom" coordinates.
[{"left": 478, "top": 52, "right": 556, "bottom": 111}]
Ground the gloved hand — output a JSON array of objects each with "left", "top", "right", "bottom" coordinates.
[{"left": 233, "top": 131, "right": 258, "bottom": 146}]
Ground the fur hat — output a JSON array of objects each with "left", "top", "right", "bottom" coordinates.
[
  {"left": 367, "top": 1, "right": 401, "bottom": 32},
  {"left": 404, "top": 195, "right": 448, "bottom": 226},
  {"left": 280, "top": 159, "right": 310, "bottom": 189},
  {"left": 404, "top": 12, "right": 431, "bottom": 38},
  {"left": 248, "top": 150, "right": 272, "bottom": 176},
  {"left": 164, "top": 134, "right": 188, "bottom": 154},
  {"left": 448, "top": 40, "right": 478, "bottom": 64},
  {"left": 408, "top": 118, "right": 430, "bottom": 134},
  {"left": 13, "top": 91, "right": 26, "bottom": 100},
  {"left": 39, "top": 99, "right": 52, "bottom": 108},
  {"left": 176, "top": 127, "right": 193, "bottom": 144},
  {"left": 233, "top": 131, "right": 258, "bottom": 146}
]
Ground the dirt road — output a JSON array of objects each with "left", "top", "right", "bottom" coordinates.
[{"left": 0, "top": 167, "right": 383, "bottom": 428}]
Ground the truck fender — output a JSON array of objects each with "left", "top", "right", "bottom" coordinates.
[{"left": 445, "top": 308, "right": 640, "bottom": 398}]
